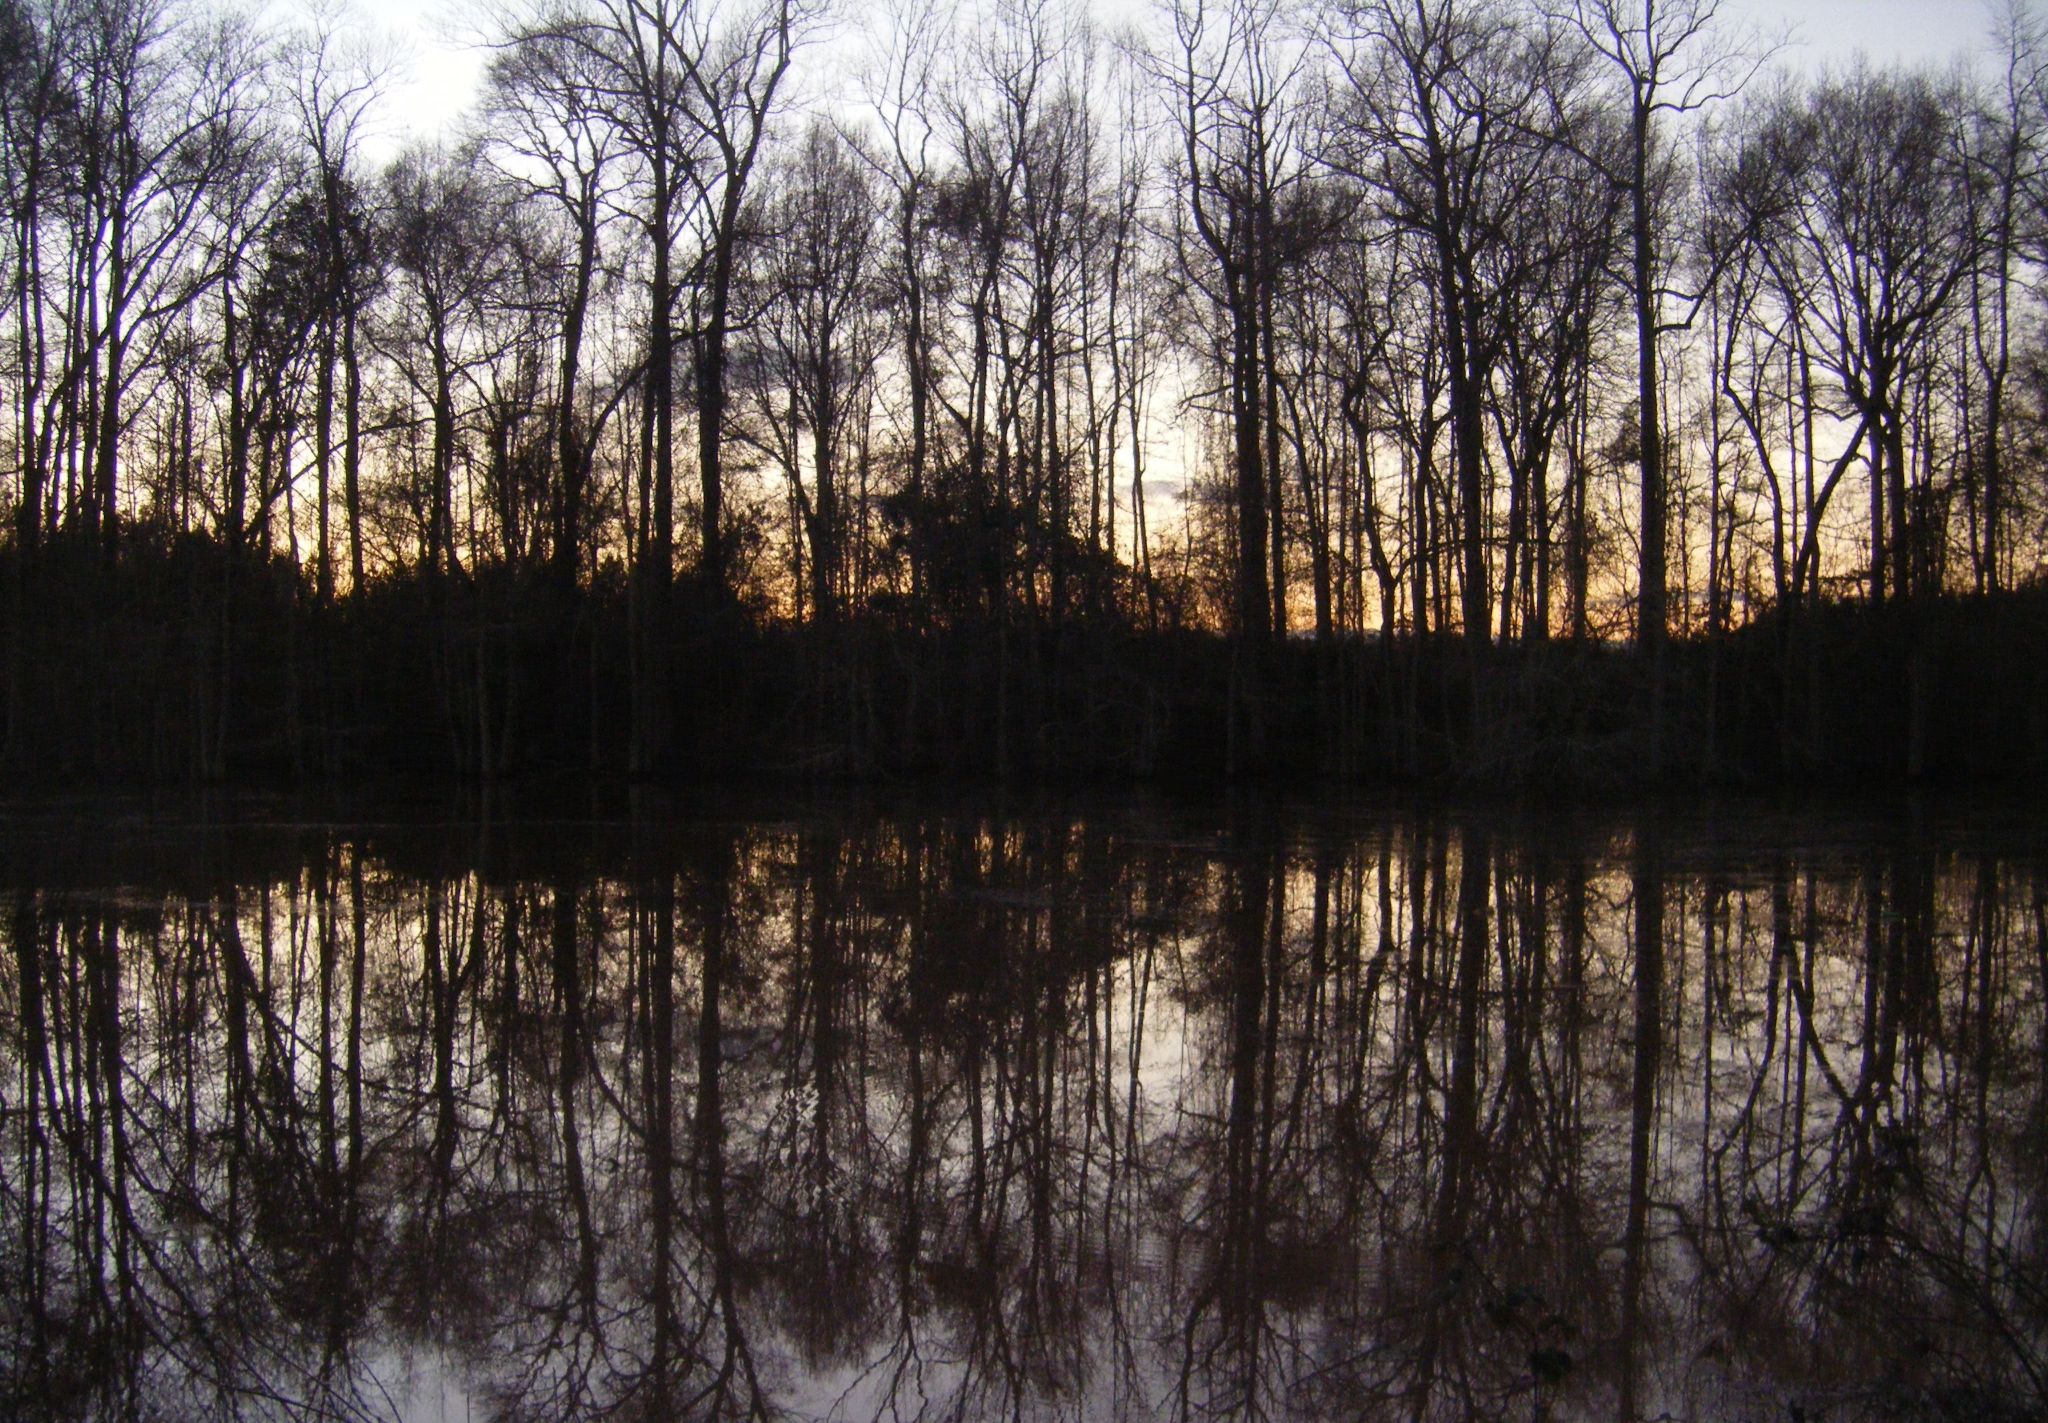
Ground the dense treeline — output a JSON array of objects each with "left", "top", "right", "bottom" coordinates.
[{"left": 4, "top": 0, "right": 2048, "bottom": 784}]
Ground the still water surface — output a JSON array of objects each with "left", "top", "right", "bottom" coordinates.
[{"left": 1, "top": 798, "right": 2042, "bottom": 1421}]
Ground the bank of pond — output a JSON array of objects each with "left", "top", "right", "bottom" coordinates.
[{"left": 4, "top": 539, "right": 2045, "bottom": 789}]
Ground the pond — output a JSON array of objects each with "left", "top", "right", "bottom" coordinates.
[{"left": 1, "top": 795, "right": 2042, "bottom": 1421}]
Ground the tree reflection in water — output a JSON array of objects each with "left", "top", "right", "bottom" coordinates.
[{"left": 0, "top": 806, "right": 2042, "bottom": 1421}]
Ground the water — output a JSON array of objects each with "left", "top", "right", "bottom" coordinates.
[{"left": 1, "top": 797, "right": 2042, "bottom": 1422}]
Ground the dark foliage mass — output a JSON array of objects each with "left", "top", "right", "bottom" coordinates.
[
  {"left": 0, "top": 803, "right": 2043, "bottom": 1421},
  {"left": 5, "top": 0, "right": 2048, "bottom": 786},
  {"left": 7, "top": 534, "right": 2048, "bottom": 784}
]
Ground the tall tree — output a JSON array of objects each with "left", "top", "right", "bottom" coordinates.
[
  {"left": 289, "top": 10, "right": 385, "bottom": 598},
  {"left": 1750, "top": 67, "right": 1974, "bottom": 603},
  {"left": 1558, "top": 0, "right": 1754, "bottom": 649},
  {"left": 674, "top": 0, "right": 806, "bottom": 598},
  {"left": 481, "top": 19, "right": 622, "bottom": 589},
  {"left": 1329, "top": 0, "right": 1562, "bottom": 652},
  {"left": 379, "top": 144, "right": 515, "bottom": 577},
  {"left": 747, "top": 120, "right": 885, "bottom": 623},
  {"left": 1155, "top": 0, "right": 1314, "bottom": 769}
]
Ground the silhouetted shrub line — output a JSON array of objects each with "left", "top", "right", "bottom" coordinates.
[{"left": 3, "top": 538, "right": 2042, "bottom": 790}]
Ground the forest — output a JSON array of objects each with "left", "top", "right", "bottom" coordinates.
[{"left": 4, "top": 0, "right": 2048, "bottom": 785}]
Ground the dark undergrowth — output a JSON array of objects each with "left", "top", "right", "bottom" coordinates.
[{"left": 4, "top": 530, "right": 2043, "bottom": 791}]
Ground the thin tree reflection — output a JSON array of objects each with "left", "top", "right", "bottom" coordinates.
[{"left": 0, "top": 809, "right": 2041, "bottom": 1421}]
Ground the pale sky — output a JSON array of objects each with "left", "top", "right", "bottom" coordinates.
[
  {"left": 1723, "top": 0, "right": 2011, "bottom": 67},
  {"left": 361, "top": 0, "right": 2011, "bottom": 148},
  {"left": 345, "top": 0, "right": 483, "bottom": 151},
  {"left": 348, "top": 0, "right": 2016, "bottom": 154}
]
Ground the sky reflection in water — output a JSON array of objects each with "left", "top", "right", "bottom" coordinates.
[{"left": 1, "top": 803, "right": 2042, "bottom": 1422}]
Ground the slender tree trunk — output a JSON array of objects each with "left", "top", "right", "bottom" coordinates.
[
  {"left": 96, "top": 212, "right": 127, "bottom": 552},
  {"left": 344, "top": 308, "right": 363, "bottom": 594},
  {"left": 316, "top": 316, "right": 335, "bottom": 603},
  {"left": 1620, "top": 823, "right": 1664, "bottom": 1421},
  {"left": 1632, "top": 99, "right": 1666, "bottom": 656},
  {"left": 553, "top": 196, "right": 597, "bottom": 592}
]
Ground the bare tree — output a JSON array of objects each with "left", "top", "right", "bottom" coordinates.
[
  {"left": 481, "top": 17, "right": 623, "bottom": 588},
  {"left": 673, "top": 0, "right": 808, "bottom": 598},
  {"left": 1747, "top": 67, "right": 1975, "bottom": 604},
  {"left": 378, "top": 144, "right": 516, "bottom": 576},
  {"left": 1966, "top": 0, "right": 2045, "bottom": 593},
  {"left": 288, "top": 8, "right": 385, "bottom": 599},
  {"left": 1154, "top": 0, "right": 1317, "bottom": 767},
  {"left": 1555, "top": 0, "right": 1757, "bottom": 650},
  {"left": 850, "top": 0, "right": 950, "bottom": 614},
  {"left": 745, "top": 120, "right": 884, "bottom": 623},
  {"left": 43, "top": 0, "right": 265, "bottom": 546}
]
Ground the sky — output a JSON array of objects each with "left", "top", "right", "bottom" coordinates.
[
  {"left": 348, "top": 0, "right": 2013, "bottom": 153},
  {"left": 342, "top": 0, "right": 482, "bottom": 151},
  {"left": 1722, "top": 0, "right": 2009, "bottom": 67}
]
